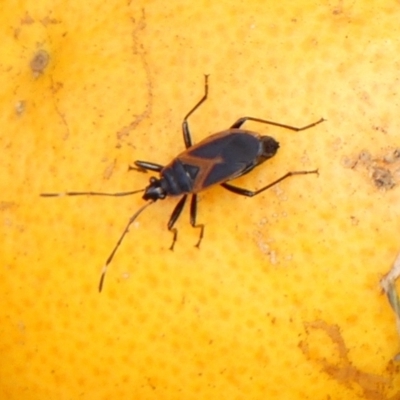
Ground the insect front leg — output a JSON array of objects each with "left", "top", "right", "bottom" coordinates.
[
  {"left": 230, "top": 116, "right": 325, "bottom": 131},
  {"left": 182, "top": 74, "right": 209, "bottom": 149},
  {"left": 129, "top": 160, "right": 164, "bottom": 173},
  {"left": 221, "top": 170, "right": 319, "bottom": 197},
  {"left": 190, "top": 194, "right": 204, "bottom": 248},
  {"left": 167, "top": 195, "right": 188, "bottom": 250}
]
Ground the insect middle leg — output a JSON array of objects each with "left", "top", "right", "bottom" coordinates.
[
  {"left": 221, "top": 170, "right": 318, "bottom": 197},
  {"left": 230, "top": 116, "right": 325, "bottom": 131},
  {"left": 182, "top": 74, "right": 209, "bottom": 149},
  {"left": 168, "top": 195, "right": 188, "bottom": 250},
  {"left": 190, "top": 194, "right": 204, "bottom": 248}
]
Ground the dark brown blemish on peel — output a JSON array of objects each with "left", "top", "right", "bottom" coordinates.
[
  {"left": 30, "top": 49, "right": 50, "bottom": 77},
  {"left": 372, "top": 167, "right": 395, "bottom": 190},
  {"left": 343, "top": 148, "right": 400, "bottom": 190},
  {"left": 300, "top": 320, "right": 396, "bottom": 400},
  {"left": 116, "top": 9, "right": 153, "bottom": 145}
]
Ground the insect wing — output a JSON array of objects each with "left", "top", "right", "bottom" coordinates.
[{"left": 178, "top": 130, "right": 261, "bottom": 192}]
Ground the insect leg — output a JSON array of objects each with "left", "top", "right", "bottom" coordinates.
[
  {"left": 220, "top": 170, "right": 318, "bottom": 197},
  {"left": 182, "top": 74, "right": 209, "bottom": 149},
  {"left": 190, "top": 194, "right": 204, "bottom": 248},
  {"left": 129, "top": 160, "right": 164, "bottom": 173},
  {"left": 230, "top": 116, "right": 325, "bottom": 131},
  {"left": 167, "top": 195, "right": 188, "bottom": 250}
]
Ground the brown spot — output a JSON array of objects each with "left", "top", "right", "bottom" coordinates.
[
  {"left": 14, "top": 27, "right": 21, "bottom": 39},
  {"left": 0, "top": 201, "right": 17, "bottom": 211},
  {"left": 21, "top": 12, "right": 34, "bottom": 25},
  {"left": 30, "top": 50, "right": 50, "bottom": 77},
  {"left": 40, "top": 16, "right": 61, "bottom": 26}
]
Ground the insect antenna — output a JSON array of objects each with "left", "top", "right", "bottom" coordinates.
[
  {"left": 40, "top": 189, "right": 145, "bottom": 197},
  {"left": 98, "top": 200, "right": 154, "bottom": 292},
  {"left": 41, "top": 187, "right": 150, "bottom": 291}
]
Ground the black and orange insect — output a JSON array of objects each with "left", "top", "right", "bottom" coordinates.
[{"left": 41, "top": 75, "right": 324, "bottom": 291}]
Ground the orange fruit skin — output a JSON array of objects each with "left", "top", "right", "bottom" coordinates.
[{"left": 1, "top": 1, "right": 400, "bottom": 399}]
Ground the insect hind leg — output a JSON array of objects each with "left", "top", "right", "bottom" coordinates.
[
  {"left": 221, "top": 170, "right": 319, "bottom": 197},
  {"left": 230, "top": 116, "right": 325, "bottom": 131}
]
